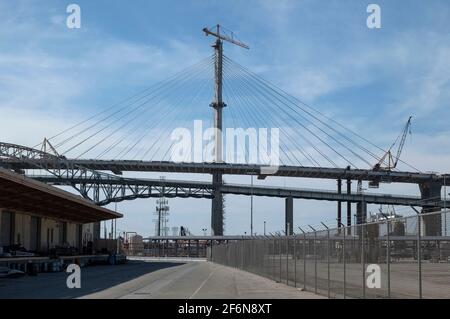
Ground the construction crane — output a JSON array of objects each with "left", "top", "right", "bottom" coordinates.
[
  {"left": 202, "top": 25, "right": 250, "bottom": 49},
  {"left": 369, "top": 116, "right": 412, "bottom": 188},
  {"left": 374, "top": 116, "right": 412, "bottom": 172}
]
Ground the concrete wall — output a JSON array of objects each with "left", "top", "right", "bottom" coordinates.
[{"left": 0, "top": 209, "right": 97, "bottom": 253}]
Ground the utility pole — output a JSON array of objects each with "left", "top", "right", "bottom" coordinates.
[{"left": 203, "top": 25, "right": 249, "bottom": 236}]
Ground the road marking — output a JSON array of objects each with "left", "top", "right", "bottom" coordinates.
[
  {"left": 189, "top": 266, "right": 215, "bottom": 299},
  {"left": 121, "top": 263, "right": 198, "bottom": 298}
]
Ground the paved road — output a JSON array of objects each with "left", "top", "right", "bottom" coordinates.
[{"left": 0, "top": 259, "right": 322, "bottom": 299}]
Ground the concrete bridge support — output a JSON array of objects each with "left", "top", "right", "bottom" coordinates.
[
  {"left": 356, "top": 201, "right": 367, "bottom": 225},
  {"left": 285, "top": 197, "right": 293, "bottom": 235},
  {"left": 211, "top": 173, "right": 224, "bottom": 236},
  {"left": 419, "top": 181, "right": 442, "bottom": 236}
]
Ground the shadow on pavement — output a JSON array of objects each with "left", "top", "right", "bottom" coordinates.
[{"left": 0, "top": 260, "right": 184, "bottom": 299}]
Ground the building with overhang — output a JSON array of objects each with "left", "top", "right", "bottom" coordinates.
[{"left": 0, "top": 168, "right": 122, "bottom": 255}]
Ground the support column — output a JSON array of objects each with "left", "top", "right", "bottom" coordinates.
[
  {"left": 93, "top": 222, "right": 101, "bottom": 241},
  {"left": 211, "top": 173, "right": 224, "bottom": 236},
  {"left": 285, "top": 197, "right": 293, "bottom": 236},
  {"left": 356, "top": 201, "right": 367, "bottom": 225},
  {"left": 419, "top": 181, "right": 442, "bottom": 236}
]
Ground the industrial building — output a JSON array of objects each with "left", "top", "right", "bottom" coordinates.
[{"left": 0, "top": 168, "right": 122, "bottom": 257}]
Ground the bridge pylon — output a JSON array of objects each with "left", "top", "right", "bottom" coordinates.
[
  {"left": 204, "top": 25, "right": 249, "bottom": 235},
  {"left": 210, "top": 29, "right": 225, "bottom": 236}
]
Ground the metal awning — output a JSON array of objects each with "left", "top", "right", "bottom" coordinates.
[{"left": 0, "top": 168, "right": 122, "bottom": 223}]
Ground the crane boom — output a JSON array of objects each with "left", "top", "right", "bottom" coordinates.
[
  {"left": 203, "top": 25, "right": 250, "bottom": 49},
  {"left": 394, "top": 116, "right": 412, "bottom": 168},
  {"left": 373, "top": 116, "right": 412, "bottom": 172}
]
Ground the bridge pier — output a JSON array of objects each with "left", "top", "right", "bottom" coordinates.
[
  {"left": 356, "top": 201, "right": 367, "bottom": 224},
  {"left": 211, "top": 172, "right": 224, "bottom": 236},
  {"left": 285, "top": 197, "right": 293, "bottom": 235},
  {"left": 419, "top": 181, "right": 442, "bottom": 236}
]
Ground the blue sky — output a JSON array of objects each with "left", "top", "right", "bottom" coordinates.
[{"left": 1, "top": 0, "right": 449, "bottom": 236}]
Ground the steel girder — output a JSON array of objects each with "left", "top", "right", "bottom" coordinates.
[
  {"left": 1, "top": 156, "right": 447, "bottom": 185},
  {"left": 31, "top": 175, "right": 447, "bottom": 208},
  {"left": 0, "top": 142, "right": 447, "bottom": 207}
]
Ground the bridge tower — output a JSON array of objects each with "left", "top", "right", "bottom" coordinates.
[
  {"left": 211, "top": 32, "right": 225, "bottom": 236},
  {"left": 203, "top": 25, "right": 249, "bottom": 235}
]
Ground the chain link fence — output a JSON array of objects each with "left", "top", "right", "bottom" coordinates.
[{"left": 209, "top": 210, "right": 450, "bottom": 299}]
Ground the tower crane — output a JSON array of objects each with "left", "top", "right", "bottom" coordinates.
[
  {"left": 373, "top": 116, "right": 412, "bottom": 172},
  {"left": 202, "top": 25, "right": 250, "bottom": 49}
]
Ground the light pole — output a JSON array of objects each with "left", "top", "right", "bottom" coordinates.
[
  {"left": 444, "top": 175, "right": 447, "bottom": 211},
  {"left": 202, "top": 228, "right": 207, "bottom": 236},
  {"left": 251, "top": 174, "right": 254, "bottom": 236},
  {"left": 264, "top": 221, "right": 266, "bottom": 236},
  {"left": 444, "top": 175, "right": 447, "bottom": 236}
]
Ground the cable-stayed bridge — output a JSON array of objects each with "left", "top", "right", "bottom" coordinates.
[{"left": 0, "top": 26, "right": 448, "bottom": 237}]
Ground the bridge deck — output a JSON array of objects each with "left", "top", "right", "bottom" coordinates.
[{"left": 2, "top": 158, "right": 448, "bottom": 184}]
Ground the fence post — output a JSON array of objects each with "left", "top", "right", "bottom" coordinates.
[
  {"left": 286, "top": 236, "right": 289, "bottom": 285},
  {"left": 343, "top": 225, "right": 346, "bottom": 299},
  {"left": 294, "top": 237, "right": 297, "bottom": 287},
  {"left": 241, "top": 239, "right": 244, "bottom": 270},
  {"left": 361, "top": 223, "right": 366, "bottom": 299},
  {"left": 417, "top": 214, "right": 422, "bottom": 299},
  {"left": 386, "top": 219, "right": 391, "bottom": 299},
  {"left": 320, "top": 222, "right": 330, "bottom": 298},
  {"left": 279, "top": 238, "right": 282, "bottom": 283},
  {"left": 308, "top": 225, "right": 318, "bottom": 294},
  {"left": 327, "top": 228, "right": 331, "bottom": 298},
  {"left": 314, "top": 231, "right": 317, "bottom": 294},
  {"left": 303, "top": 232, "right": 306, "bottom": 290},
  {"left": 411, "top": 208, "right": 423, "bottom": 299},
  {"left": 263, "top": 239, "right": 266, "bottom": 277},
  {"left": 273, "top": 238, "right": 276, "bottom": 281}
]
